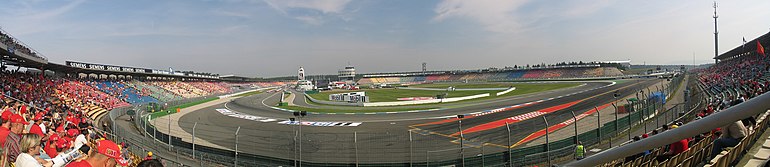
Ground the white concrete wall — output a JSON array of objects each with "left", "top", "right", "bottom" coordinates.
[
  {"left": 362, "top": 93, "right": 490, "bottom": 107},
  {"left": 496, "top": 87, "right": 516, "bottom": 96}
]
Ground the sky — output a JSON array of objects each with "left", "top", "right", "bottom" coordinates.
[{"left": 1, "top": 0, "right": 769, "bottom": 77}]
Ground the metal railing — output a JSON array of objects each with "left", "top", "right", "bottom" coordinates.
[
  {"left": 101, "top": 75, "right": 690, "bottom": 167},
  {"left": 565, "top": 73, "right": 768, "bottom": 166}
]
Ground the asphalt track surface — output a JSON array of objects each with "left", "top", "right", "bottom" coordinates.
[{"left": 177, "top": 79, "right": 659, "bottom": 163}]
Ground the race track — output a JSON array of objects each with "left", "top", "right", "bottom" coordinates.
[{"left": 175, "top": 79, "right": 660, "bottom": 163}]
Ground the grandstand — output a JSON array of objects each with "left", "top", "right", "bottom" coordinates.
[
  {"left": 571, "top": 31, "right": 770, "bottom": 167},
  {"left": 2, "top": 7, "right": 769, "bottom": 166},
  {"left": 358, "top": 66, "right": 624, "bottom": 84}
]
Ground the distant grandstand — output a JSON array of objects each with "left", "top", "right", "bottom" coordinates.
[{"left": 357, "top": 66, "right": 624, "bottom": 85}]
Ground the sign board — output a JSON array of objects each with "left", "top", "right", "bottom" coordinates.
[
  {"left": 66, "top": 61, "right": 219, "bottom": 79},
  {"left": 329, "top": 92, "right": 368, "bottom": 103}
]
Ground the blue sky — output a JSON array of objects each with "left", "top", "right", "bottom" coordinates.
[{"left": 1, "top": 0, "right": 769, "bottom": 77}]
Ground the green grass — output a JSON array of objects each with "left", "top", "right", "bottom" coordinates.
[
  {"left": 149, "top": 97, "right": 220, "bottom": 120},
  {"left": 309, "top": 83, "right": 580, "bottom": 103},
  {"left": 309, "top": 89, "right": 497, "bottom": 102},
  {"left": 278, "top": 105, "right": 437, "bottom": 113},
  {"left": 290, "top": 82, "right": 581, "bottom": 113},
  {"left": 234, "top": 91, "right": 263, "bottom": 97},
  {"left": 410, "top": 83, "right": 515, "bottom": 89}
]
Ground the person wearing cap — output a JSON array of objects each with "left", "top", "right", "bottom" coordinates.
[
  {"left": 15, "top": 133, "right": 53, "bottom": 167},
  {"left": 29, "top": 115, "right": 45, "bottom": 137},
  {"left": 44, "top": 131, "right": 61, "bottom": 159},
  {"left": 65, "top": 140, "right": 128, "bottom": 167},
  {"left": 711, "top": 120, "right": 747, "bottom": 159},
  {"left": 144, "top": 152, "right": 153, "bottom": 160},
  {"left": 3, "top": 114, "right": 29, "bottom": 164},
  {"left": 655, "top": 125, "right": 689, "bottom": 162},
  {"left": 0, "top": 109, "right": 12, "bottom": 145}
]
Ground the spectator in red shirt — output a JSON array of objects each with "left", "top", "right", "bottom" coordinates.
[
  {"left": 44, "top": 132, "right": 61, "bottom": 158},
  {"left": 2, "top": 114, "right": 28, "bottom": 165},
  {"left": 144, "top": 152, "right": 153, "bottom": 160},
  {"left": 29, "top": 115, "right": 45, "bottom": 137},
  {"left": 66, "top": 139, "right": 128, "bottom": 167},
  {"left": 0, "top": 109, "right": 12, "bottom": 145},
  {"left": 656, "top": 125, "right": 689, "bottom": 162}
]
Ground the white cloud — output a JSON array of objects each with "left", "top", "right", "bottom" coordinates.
[
  {"left": 212, "top": 9, "right": 252, "bottom": 18},
  {"left": 263, "top": 0, "right": 352, "bottom": 25},
  {"left": 264, "top": 0, "right": 351, "bottom": 14},
  {"left": 294, "top": 16, "right": 323, "bottom": 25},
  {"left": 24, "top": 0, "right": 86, "bottom": 20},
  {"left": 0, "top": 0, "right": 87, "bottom": 35},
  {"left": 432, "top": 0, "right": 613, "bottom": 33},
  {"left": 433, "top": 0, "right": 530, "bottom": 33}
]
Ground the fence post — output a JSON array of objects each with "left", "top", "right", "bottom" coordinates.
[
  {"left": 291, "top": 118, "right": 297, "bottom": 167},
  {"left": 612, "top": 103, "right": 618, "bottom": 147},
  {"left": 457, "top": 115, "right": 465, "bottom": 167},
  {"left": 570, "top": 111, "right": 578, "bottom": 144},
  {"left": 595, "top": 106, "right": 601, "bottom": 144},
  {"left": 481, "top": 144, "right": 485, "bottom": 167},
  {"left": 168, "top": 115, "right": 172, "bottom": 151},
  {"left": 235, "top": 126, "right": 241, "bottom": 167},
  {"left": 544, "top": 116, "right": 551, "bottom": 167},
  {"left": 506, "top": 122, "right": 512, "bottom": 167},
  {"left": 409, "top": 130, "right": 413, "bottom": 167},
  {"left": 641, "top": 99, "right": 647, "bottom": 133},
  {"left": 192, "top": 122, "right": 197, "bottom": 160},
  {"left": 153, "top": 117, "right": 157, "bottom": 147},
  {"left": 144, "top": 114, "right": 149, "bottom": 137},
  {"left": 355, "top": 131, "right": 359, "bottom": 167},
  {"left": 628, "top": 104, "right": 632, "bottom": 141}
]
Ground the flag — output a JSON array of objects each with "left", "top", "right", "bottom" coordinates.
[
  {"left": 759, "top": 41, "right": 766, "bottom": 56},
  {"left": 743, "top": 37, "right": 747, "bottom": 50}
]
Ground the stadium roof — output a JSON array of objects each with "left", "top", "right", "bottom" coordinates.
[{"left": 715, "top": 31, "right": 770, "bottom": 61}]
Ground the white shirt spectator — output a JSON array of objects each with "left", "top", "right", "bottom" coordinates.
[
  {"left": 73, "top": 134, "right": 87, "bottom": 150},
  {"left": 15, "top": 153, "right": 43, "bottom": 167},
  {"left": 39, "top": 123, "right": 46, "bottom": 134}
]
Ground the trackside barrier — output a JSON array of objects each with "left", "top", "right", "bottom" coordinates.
[
  {"left": 304, "top": 92, "right": 492, "bottom": 107},
  {"left": 101, "top": 75, "right": 688, "bottom": 167},
  {"left": 566, "top": 85, "right": 770, "bottom": 166},
  {"left": 217, "top": 86, "right": 280, "bottom": 99},
  {"left": 496, "top": 87, "right": 517, "bottom": 96}
]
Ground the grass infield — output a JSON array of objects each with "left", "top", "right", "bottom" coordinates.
[{"left": 307, "top": 82, "right": 581, "bottom": 103}]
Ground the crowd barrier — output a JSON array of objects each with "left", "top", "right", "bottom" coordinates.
[
  {"left": 102, "top": 75, "right": 687, "bottom": 167},
  {"left": 567, "top": 73, "right": 769, "bottom": 166}
]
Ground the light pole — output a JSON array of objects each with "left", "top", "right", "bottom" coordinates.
[
  {"left": 293, "top": 111, "right": 307, "bottom": 167},
  {"left": 457, "top": 114, "right": 465, "bottom": 167}
]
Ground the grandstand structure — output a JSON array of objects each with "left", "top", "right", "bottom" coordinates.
[
  {"left": 358, "top": 65, "right": 624, "bottom": 85},
  {"left": 1, "top": 32, "right": 292, "bottom": 166},
  {"left": 6, "top": 19, "right": 770, "bottom": 166}
]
